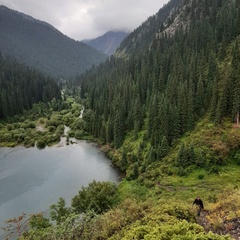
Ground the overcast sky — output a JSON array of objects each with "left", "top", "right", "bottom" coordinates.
[{"left": 0, "top": 0, "right": 169, "bottom": 40}]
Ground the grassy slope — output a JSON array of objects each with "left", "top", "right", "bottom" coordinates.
[
  {"left": 87, "top": 115, "right": 235, "bottom": 240},
  {"left": 106, "top": 40, "right": 240, "bottom": 238}
]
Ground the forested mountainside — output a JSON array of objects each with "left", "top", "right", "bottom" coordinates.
[
  {"left": 78, "top": 0, "right": 240, "bottom": 171},
  {"left": 17, "top": 0, "right": 240, "bottom": 238},
  {"left": 0, "top": 54, "right": 61, "bottom": 119},
  {"left": 0, "top": 6, "right": 107, "bottom": 80},
  {"left": 1, "top": 0, "right": 240, "bottom": 239},
  {"left": 82, "top": 31, "right": 129, "bottom": 56}
]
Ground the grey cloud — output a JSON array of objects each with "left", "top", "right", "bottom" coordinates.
[{"left": 0, "top": 0, "right": 169, "bottom": 40}]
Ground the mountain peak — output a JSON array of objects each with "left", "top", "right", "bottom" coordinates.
[
  {"left": 0, "top": 5, "right": 54, "bottom": 30},
  {"left": 82, "top": 31, "right": 129, "bottom": 56}
]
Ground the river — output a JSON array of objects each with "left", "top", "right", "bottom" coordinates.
[{"left": 0, "top": 141, "right": 121, "bottom": 237}]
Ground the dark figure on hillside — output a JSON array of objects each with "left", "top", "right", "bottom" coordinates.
[{"left": 193, "top": 196, "right": 204, "bottom": 216}]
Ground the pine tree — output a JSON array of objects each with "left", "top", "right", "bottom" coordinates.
[
  {"left": 133, "top": 95, "right": 144, "bottom": 133},
  {"left": 114, "top": 110, "right": 124, "bottom": 148},
  {"left": 209, "top": 77, "right": 218, "bottom": 121},
  {"left": 148, "top": 146, "right": 157, "bottom": 163},
  {"left": 231, "top": 41, "right": 240, "bottom": 125},
  {"left": 237, "top": 0, "right": 240, "bottom": 35},
  {"left": 158, "top": 136, "right": 170, "bottom": 159},
  {"left": 195, "top": 74, "right": 205, "bottom": 116},
  {"left": 120, "top": 148, "right": 128, "bottom": 171}
]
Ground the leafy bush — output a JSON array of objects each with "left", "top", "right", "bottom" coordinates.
[
  {"left": 233, "top": 152, "right": 240, "bottom": 165},
  {"left": 36, "top": 140, "right": 46, "bottom": 149},
  {"left": 29, "top": 213, "right": 51, "bottom": 230},
  {"left": 176, "top": 167, "right": 188, "bottom": 176},
  {"left": 24, "top": 136, "right": 32, "bottom": 145},
  {"left": 92, "top": 198, "right": 150, "bottom": 239},
  {"left": 48, "top": 126, "right": 56, "bottom": 133},
  {"left": 1, "top": 133, "right": 12, "bottom": 142},
  {"left": 60, "top": 109, "right": 69, "bottom": 115},
  {"left": 71, "top": 181, "right": 117, "bottom": 214},
  {"left": 74, "top": 130, "right": 84, "bottom": 139},
  {"left": 198, "top": 174, "right": 205, "bottom": 180},
  {"left": 50, "top": 197, "right": 71, "bottom": 224},
  {"left": 46, "top": 118, "right": 61, "bottom": 127},
  {"left": 39, "top": 118, "right": 45, "bottom": 124},
  {"left": 56, "top": 125, "right": 65, "bottom": 135},
  {"left": 208, "top": 165, "right": 220, "bottom": 174},
  {"left": 6, "top": 124, "right": 13, "bottom": 131},
  {"left": 121, "top": 220, "right": 231, "bottom": 240},
  {"left": 175, "top": 144, "right": 196, "bottom": 168},
  {"left": 44, "top": 134, "right": 61, "bottom": 145},
  {"left": 21, "top": 121, "right": 35, "bottom": 129},
  {"left": 68, "top": 130, "right": 75, "bottom": 138}
]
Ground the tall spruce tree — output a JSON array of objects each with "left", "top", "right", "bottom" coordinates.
[{"left": 231, "top": 40, "right": 240, "bottom": 125}]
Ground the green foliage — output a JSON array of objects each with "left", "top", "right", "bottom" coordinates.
[
  {"left": 158, "top": 135, "right": 170, "bottom": 159},
  {"left": 50, "top": 197, "right": 71, "bottom": 225},
  {"left": 175, "top": 143, "right": 196, "bottom": 168},
  {"left": 233, "top": 151, "right": 240, "bottom": 165},
  {"left": 1, "top": 1, "right": 240, "bottom": 239},
  {"left": 117, "top": 180, "right": 149, "bottom": 201},
  {"left": 36, "top": 140, "right": 46, "bottom": 149},
  {"left": 71, "top": 181, "right": 117, "bottom": 214},
  {"left": 120, "top": 220, "right": 231, "bottom": 240},
  {"left": 0, "top": 98, "right": 88, "bottom": 147},
  {"left": 0, "top": 55, "right": 61, "bottom": 120},
  {"left": 29, "top": 213, "right": 51, "bottom": 230},
  {"left": 76, "top": 0, "right": 240, "bottom": 183},
  {"left": 126, "top": 162, "right": 139, "bottom": 180},
  {"left": 48, "top": 126, "right": 56, "bottom": 133},
  {"left": 198, "top": 174, "right": 205, "bottom": 180}
]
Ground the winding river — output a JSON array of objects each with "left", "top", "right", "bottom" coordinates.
[{"left": 0, "top": 140, "right": 121, "bottom": 237}]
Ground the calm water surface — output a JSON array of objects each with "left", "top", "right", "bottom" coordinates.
[{"left": 0, "top": 141, "right": 121, "bottom": 235}]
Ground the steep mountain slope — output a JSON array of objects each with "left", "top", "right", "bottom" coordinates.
[
  {"left": 1, "top": 0, "right": 240, "bottom": 239},
  {"left": 82, "top": 31, "right": 129, "bottom": 56},
  {"left": 0, "top": 6, "right": 107, "bottom": 79},
  {"left": 25, "top": 0, "right": 240, "bottom": 237},
  {"left": 78, "top": 0, "right": 239, "bottom": 176},
  {"left": 75, "top": 1, "right": 240, "bottom": 238},
  {"left": 115, "top": 0, "right": 183, "bottom": 58},
  {"left": 0, "top": 55, "right": 61, "bottom": 119}
]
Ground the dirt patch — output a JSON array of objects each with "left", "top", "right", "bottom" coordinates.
[{"left": 36, "top": 125, "right": 46, "bottom": 132}]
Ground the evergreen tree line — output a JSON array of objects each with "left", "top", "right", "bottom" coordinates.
[
  {"left": 0, "top": 54, "right": 61, "bottom": 119},
  {"left": 78, "top": 0, "right": 239, "bottom": 152}
]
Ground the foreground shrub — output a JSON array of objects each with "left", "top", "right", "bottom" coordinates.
[
  {"left": 71, "top": 181, "right": 117, "bottom": 214},
  {"left": 91, "top": 198, "right": 151, "bottom": 239},
  {"left": 50, "top": 198, "right": 71, "bottom": 225},
  {"left": 119, "top": 220, "right": 231, "bottom": 240},
  {"left": 36, "top": 140, "right": 46, "bottom": 149}
]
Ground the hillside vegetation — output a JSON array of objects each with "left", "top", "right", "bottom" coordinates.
[
  {"left": 0, "top": 0, "right": 240, "bottom": 239},
  {"left": 77, "top": 0, "right": 240, "bottom": 175},
  {"left": 0, "top": 55, "right": 61, "bottom": 119},
  {"left": 0, "top": 6, "right": 107, "bottom": 79},
  {"left": 1, "top": 110, "right": 240, "bottom": 239},
  {"left": 74, "top": 0, "right": 240, "bottom": 238}
]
